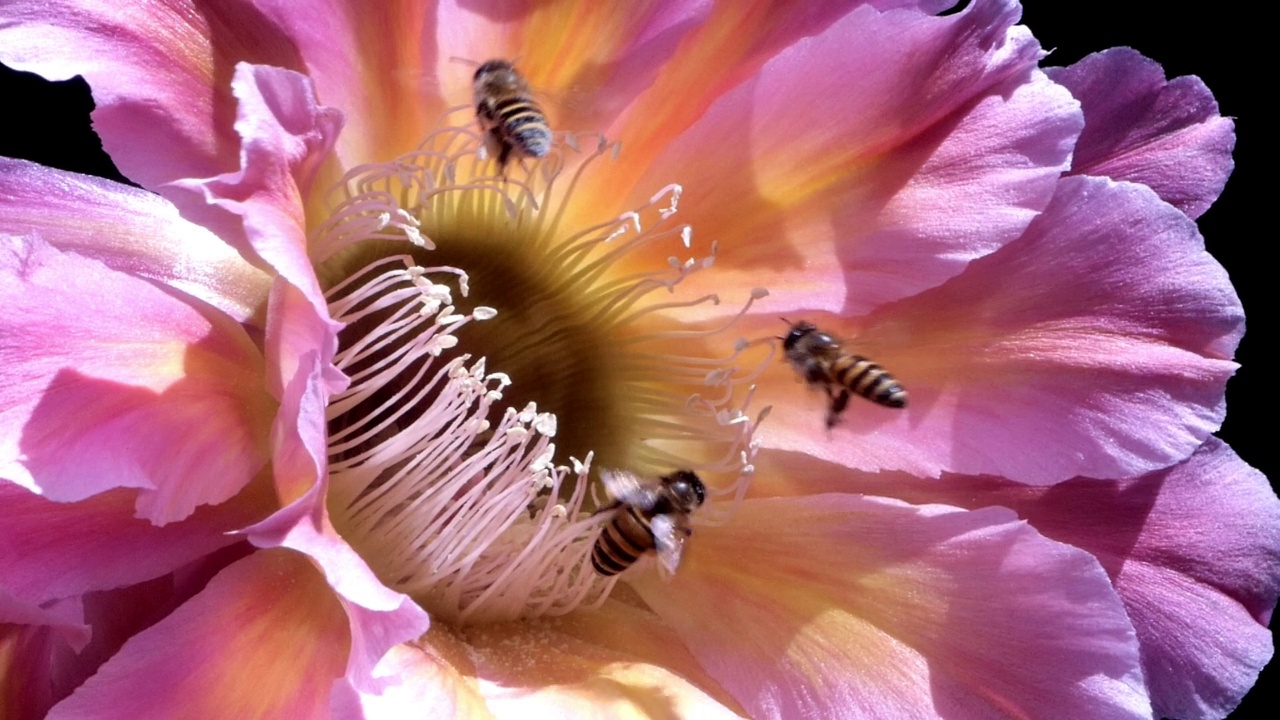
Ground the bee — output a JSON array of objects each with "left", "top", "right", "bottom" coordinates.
[
  {"left": 591, "top": 469, "right": 706, "bottom": 577},
  {"left": 782, "top": 320, "right": 907, "bottom": 428},
  {"left": 472, "top": 59, "right": 551, "bottom": 174}
]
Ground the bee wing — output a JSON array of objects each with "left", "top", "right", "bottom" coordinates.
[
  {"left": 600, "top": 469, "right": 658, "bottom": 510},
  {"left": 650, "top": 514, "right": 687, "bottom": 579}
]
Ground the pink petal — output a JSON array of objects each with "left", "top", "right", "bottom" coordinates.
[
  {"left": 249, "top": 0, "right": 441, "bottom": 167},
  {"left": 336, "top": 641, "right": 492, "bottom": 720},
  {"left": 1048, "top": 47, "right": 1235, "bottom": 219},
  {"left": 753, "top": 439, "right": 1278, "bottom": 719},
  {"left": 462, "top": 616, "right": 747, "bottom": 719},
  {"left": 0, "top": 235, "right": 273, "bottom": 522},
  {"left": 171, "top": 63, "right": 344, "bottom": 340},
  {"left": 1022, "top": 442, "right": 1278, "bottom": 720},
  {"left": 0, "top": 594, "right": 88, "bottom": 720},
  {"left": 45, "top": 550, "right": 351, "bottom": 720},
  {"left": 895, "top": 442, "right": 1277, "bottom": 720},
  {"left": 2, "top": 552, "right": 252, "bottom": 719},
  {"left": 244, "top": 352, "right": 430, "bottom": 699},
  {"left": 436, "top": 0, "right": 712, "bottom": 140},
  {"left": 601, "top": 0, "right": 1079, "bottom": 316},
  {"left": 513, "top": 598, "right": 742, "bottom": 712},
  {"left": 0, "top": 482, "right": 265, "bottom": 605},
  {"left": 601, "top": 0, "right": 954, "bottom": 177},
  {"left": 0, "top": 158, "right": 271, "bottom": 323},
  {"left": 632, "top": 495, "right": 1150, "bottom": 719},
  {"left": 758, "top": 175, "right": 1242, "bottom": 483},
  {"left": 0, "top": 0, "right": 306, "bottom": 192},
  {"left": 260, "top": 344, "right": 334, "bottom": 505}
]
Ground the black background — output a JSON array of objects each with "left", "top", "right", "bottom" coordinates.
[{"left": 0, "top": 2, "right": 1270, "bottom": 718}]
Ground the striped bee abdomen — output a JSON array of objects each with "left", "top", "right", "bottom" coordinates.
[
  {"left": 831, "top": 355, "right": 907, "bottom": 408},
  {"left": 591, "top": 505, "right": 655, "bottom": 576},
  {"left": 492, "top": 96, "right": 551, "bottom": 158}
]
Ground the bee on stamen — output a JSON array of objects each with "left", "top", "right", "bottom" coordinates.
[{"left": 591, "top": 469, "right": 705, "bottom": 577}]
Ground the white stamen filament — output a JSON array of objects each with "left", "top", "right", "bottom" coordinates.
[{"left": 317, "top": 112, "right": 771, "bottom": 623}]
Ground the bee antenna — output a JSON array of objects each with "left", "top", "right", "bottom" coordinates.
[
  {"left": 779, "top": 316, "right": 791, "bottom": 325},
  {"left": 448, "top": 56, "right": 480, "bottom": 68}
]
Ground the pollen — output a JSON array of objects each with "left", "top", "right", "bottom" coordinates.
[{"left": 314, "top": 107, "right": 771, "bottom": 624}]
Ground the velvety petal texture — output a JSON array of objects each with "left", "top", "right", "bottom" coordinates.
[
  {"left": 0, "top": 482, "right": 265, "bottom": 605},
  {"left": 173, "top": 63, "right": 342, "bottom": 318},
  {"left": 0, "top": 594, "right": 88, "bottom": 720},
  {"left": 886, "top": 441, "right": 1278, "bottom": 720},
  {"left": 0, "top": 1, "right": 1265, "bottom": 718},
  {"left": 0, "top": 235, "right": 273, "bottom": 522},
  {"left": 45, "top": 550, "right": 350, "bottom": 720},
  {"left": 611, "top": 0, "right": 1080, "bottom": 316},
  {"left": 751, "top": 439, "right": 1280, "bottom": 720},
  {"left": 0, "top": 158, "right": 271, "bottom": 323},
  {"left": 759, "top": 175, "right": 1242, "bottom": 483},
  {"left": 635, "top": 495, "right": 1150, "bottom": 719},
  {"left": 0, "top": 0, "right": 306, "bottom": 192},
  {"left": 250, "top": 0, "right": 441, "bottom": 168},
  {"left": 1048, "top": 47, "right": 1235, "bottom": 219},
  {"left": 997, "top": 441, "right": 1279, "bottom": 720},
  {"left": 602, "top": 0, "right": 954, "bottom": 181},
  {"left": 244, "top": 482, "right": 432, "bottom": 703},
  {"left": 170, "top": 63, "right": 347, "bottom": 411}
]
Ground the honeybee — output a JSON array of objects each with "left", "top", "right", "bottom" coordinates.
[
  {"left": 591, "top": 469, "right": 706, "bottom": 577},
  {"left": 782, "top": 320, "right": 907, "bottom": 428},
  {"left": 472, "top": 59, "right": 551, "bottom": 174}
]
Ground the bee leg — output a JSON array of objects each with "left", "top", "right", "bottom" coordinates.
[
  {"left": 826, "top": 389, "right": 851, "bottom": 429},
  {"left": 495, "top": 136, "right": 514, "bottom": 178},
  {"left": 591, "top": 500, "right": 622, "bottom": 517},
  {"left": 802, "top": 360, "right": 827, "bottom": 385}
]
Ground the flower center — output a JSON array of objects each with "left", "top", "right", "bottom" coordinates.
[{"left": 313, "top": 109, "right": 770, "bottom": 624}]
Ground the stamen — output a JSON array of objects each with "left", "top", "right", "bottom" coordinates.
[
  {"left": 316, "top": 115, "right": 773, "bottom": 623},
  {"left": 326, "top": 256, "right": 614, "bottom": 624}
]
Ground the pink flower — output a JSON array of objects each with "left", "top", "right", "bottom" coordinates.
[{"left": 0, "top": 2, "right": 1272, "bottom": 719}]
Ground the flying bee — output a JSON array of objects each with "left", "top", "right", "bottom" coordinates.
[
  {"left": 591, "top": 469, "right": 706, "bottom": 577},
  {"left": 782, "top": 320, "right": 907, "bottom": 428},
  {"left": 472, "top": 59, "right": 552, "bottom": 174}
]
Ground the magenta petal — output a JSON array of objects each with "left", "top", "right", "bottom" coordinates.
[
  {"left": 250, "top": 0, "right": 441, "bottom": 167},
  {"left": 1048, "top": 47, "right": 1235, "bottom": 219},
  {"left": 761, "top": 175, "right": 1243, "bottom": 483},
  {"left": 0, "top": 482, "right": 260, "bottom": 605},
  {"left": 172, "top": 63, "right": 343, "bottom": 333},
  {"left": 634, "top": 495, "right": 1149, "bottom": 719},
  {"left": 0, "top": 0, "right": 304, "bottom": 192},
  {"left": 782, "top": 438, "right": 1279, "bottom": 719},
  {"left": 0, "top": 158, "right": 271, "bottom": 323},
  {"left": 0, "top": 236, "right": 272, "bottom": 522},
  {"left": 945, "top": 441, "right": 1278, "bottom": 720},
  {"left": 245, "top": 350, "right": 430, "bottom": 698},
  {"left": 1030, "top": 442, "right": 1279, "bottom": 719},
  {"left": 245, "top": 487, "right": 431, "bottom": 701},
  {"left": 630, "top": 0, "right": 1080, "bottom": 316}
]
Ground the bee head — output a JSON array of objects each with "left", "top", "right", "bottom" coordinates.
[
  {"left": 663, "top": 470, "right": 706, "bottom": 511},
  {"left": 474, "top": 59, "right": 514, "bottom": 79},
  {"left": 782, "top": 320, "right": 816, "bottom": 351}
]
